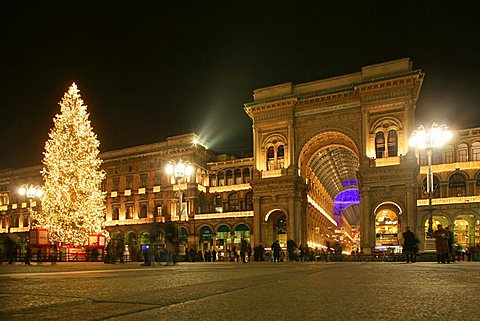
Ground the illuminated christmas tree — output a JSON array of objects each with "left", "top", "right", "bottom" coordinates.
[{"left": 32, "top": 83, "right": 107, "bottom": 246}]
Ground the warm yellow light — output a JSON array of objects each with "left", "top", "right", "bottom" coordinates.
[{"left": 410, "top": 123, "right": 451, "bottom": 150}]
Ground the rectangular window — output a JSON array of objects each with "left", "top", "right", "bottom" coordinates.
[
  {"left": 112, "top": 178, "right": 120, "bottom": 190},
  {"left": 140, "top": 174, "right": 148, "bottom": 187},
  {"left": 432, "top": 151, "right": 442, "bottom": 165},
  {"left": 444, "top": 150, "right": 454, "bottom": 163},
  {"left": 458, "top": 150, "right": 468, "bottom": 162},
  {"left": 155, "top": 174, "right": 162, "bottom": 185},
  {"left": 126, "top": 176, "right": 133, "bottom": 189},
  {"left": 473, "top": 149, "right": 480, "bottom": 161}
]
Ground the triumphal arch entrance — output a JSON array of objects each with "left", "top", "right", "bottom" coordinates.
[{"left": 244, "top": 58, "right": 423, "bottom": 253}]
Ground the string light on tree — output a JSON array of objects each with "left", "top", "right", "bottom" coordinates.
[{"left": 31, "top": 83, "right": 107, "bottom": 246}]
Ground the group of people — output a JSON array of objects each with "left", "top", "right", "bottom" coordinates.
[
  {"left": 433, "top": 224, "right": 455, "bottom": 264},
  {"left": 403, "top": 223, "right": 467, "bottom": 264}
]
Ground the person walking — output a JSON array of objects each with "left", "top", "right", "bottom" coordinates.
[
  {"left": 240, "top": 239, "right": 248, "bottom": 263},
  {"left": 272, "top": 240, "right": 281, "bottom": 262},
  {"left": 402, "top": 226, "right": 417, "bottom": 263},
  {"left": 25, "top": 246, "right": 32, "bottom": 265},
  {"left": 445, "top": 226, "right": 455, "bottom": 263},
  {"left": 434, "top": 224, "right": 450, "bottom": 263},
  {"left": 212, "top": 248, "right": 217, "bottom": 262}
]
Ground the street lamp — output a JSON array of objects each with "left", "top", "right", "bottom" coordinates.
[
  {"left": 165, "top": 159, "right": 194, "bottom": 249},
  {"left": 18, "top": 184, "right": 44, "bottom": 262},
  {"left": 409, "top": 122, "right": 452, "bottom": 237}
]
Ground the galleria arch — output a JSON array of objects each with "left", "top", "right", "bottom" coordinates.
[{"left": 246, "top": 58, "right": 422, "bottom": 253}]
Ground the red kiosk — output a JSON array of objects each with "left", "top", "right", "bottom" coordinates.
[
  {"left": 87, "top": 234, "right": 106, "bottom": 262},
  {"left": 29, "top": 228, "right": 50, "bottom": 261},
  {"left": 29, "top": 229, "right": 106, "bottom": 262}
]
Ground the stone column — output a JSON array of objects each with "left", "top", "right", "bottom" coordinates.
[{"left": 360, "top": 187, "right": 373, "bottom": 253}]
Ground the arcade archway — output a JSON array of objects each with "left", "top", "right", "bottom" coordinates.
[
  {"left": 374, "top": 203, "right": 401, "bottom": 251},
  {"left": 298, "top": 130, "right": 361, "bottom": 249},
  {"left": 264, "top": 210, "right": 288, "bottom": 248}
]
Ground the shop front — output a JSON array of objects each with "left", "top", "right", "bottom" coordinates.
[{"left": 199, "top": 226, "right": 213, "bottom": 251}]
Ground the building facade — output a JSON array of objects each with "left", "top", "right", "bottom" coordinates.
[{"left": 1, "top": 58, "right": 479, "bottom": 259}]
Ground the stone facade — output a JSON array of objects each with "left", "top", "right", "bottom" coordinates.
[{"left": 1, "top": 58, "right": 479, "bottom": 258}]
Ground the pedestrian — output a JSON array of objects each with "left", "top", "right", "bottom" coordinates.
[
  {"left": 272, "top": 240, "right": 281, "bottom": 262},
  {"left": 287, "top": 239, "right": 298, "bottom": 261},
  {"left": 212, "top": 248, "right": 217, "bottom": 262},
  {"left": 445, "top": 226, "right": 455, "bottom": 263},
  {"left": 402, "top": 226, "right": 417, "bottom": 263},
  {"left": 205, "top": 249, "right": 211, "bottom": 262},
  {"left": 433, "top": 224, "right": 450, "bottom": 263},
  {"left": 240, "top": 239, "right": 248, "bottom": 263},
  {"left": 25, "top": 246, "right": 32, "bottom": 265},
  {"left": 299, "top": 243, "right": 305, "bottom": 262}
]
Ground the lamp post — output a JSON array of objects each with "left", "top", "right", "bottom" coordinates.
[
  {"left": 18, "top": 184, "right": 43, "bottom": 226},
  {"left": 409, "top": 122, "right": 452, "bottom": 237},
  {"left": 18, "top": 184, "right": 44, "bottom": 263},
  {"left": 165, "top": 159, "right": 194, "bottom": 252}
]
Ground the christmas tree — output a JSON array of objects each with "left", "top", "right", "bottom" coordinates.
[{"left": 32, "top": 83, "right": 107, "bottom": 246}]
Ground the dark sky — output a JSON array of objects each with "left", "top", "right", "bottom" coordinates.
[{"left": 1, "top": 2, "right": 479, "bottom": 169}]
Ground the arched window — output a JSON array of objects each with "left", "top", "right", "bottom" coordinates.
[
  {"left": 458, "top": 143, "right": 468, "bottom": 162},
  {"left": 472, "top": 142, "right": 480, "bottom": 161},
  {"left": 228, "top": 192, "right": 240, "bottom": 211},
  {"left": 475, "top": 172, "right": 480, "bottom": 195},
  {"left": 243, "top": 168, "right": 251, "bottom": 183},
  {"left": 422, "top": 175, "right": 440, "bottom": 198},
  {"left": 277, "top": 145, "right": 285, "bottom": 168},
  {"left": 11, "top": 215, "right": 20, "bottom": 228},
  {"left": 154, "top": 204, "right": 162, "bottom": 217},
  {"left": 432, "top": 149, "right": 442, "bottom": 165},
  {"left": 387, "top": 130, "right": 398, "bottom": 157},
  {"left": 449, "top": 173, "right": 466, "bottom": 197},
  {"left": 234, "top": 169, "right": 242, "bottom": 184},
  {"left": 0, "top": 193, "right": 9, "bottom": 206},
  {"left": 444, "top": 145, "right": 454, "bottom": 163},
  {"left": 218, "top": 172, "right": 225, "bottom": 186},
  {"left": 267, "top": 146, "right": 275, "bottom": 170},
  {"left": 375, "top": 132, "right": 385, "bottom": 158},
  {"left": 126, "top": 205, "right": 134, "bottom": 219},
  {"left": 213, "top": 194, "right": 223, "bottom": 213},
  {"left": 244, "top": 191, "right": 253, "bottom": 211},
  {"left": 277, "top": 145, "right": 285, "bottom": 158},
  {"left": 209, "top": 173, "right": 217, "bottom": 187},
  {"left": 139, "top": 205, "right": 147, "bottom": 219},
  {"left": 112, "top": 208, "right": 119, "bottom": 220},
  {"left": 226, "top": 170, "right": 233, "bottom": 185}
]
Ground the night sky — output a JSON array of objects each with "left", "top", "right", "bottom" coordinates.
[{"left": 1, "top": 2, "right": 479, "bottom": 169}]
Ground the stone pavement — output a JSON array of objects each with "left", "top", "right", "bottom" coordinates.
[{"left": 0, "top": 261, "right": 478, "bottom": 320}]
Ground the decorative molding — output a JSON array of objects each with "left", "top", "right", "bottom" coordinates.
[
  {"left": 295, "top": 101, "right": 360, "bottom": 117},
  {"left": 261, "top": 169, "right": 282, "bottom": 178},
  {"left": 105, "top": 217, "right": 164, "bottom": 226},
  {"left": 374, "top": 157, "right": 401, "bottom": 167},
  {"left": 420, "top": 160, "right": 480, "bottom": 174},
  {"left": 209, "top": 183, "right": 251, "bottom": 193},
  {"left": 194, "top": 211, "right": 254, "bottom": 220},
  {"left": 417, "top": 195, "right": 480, "bottom": 206}
]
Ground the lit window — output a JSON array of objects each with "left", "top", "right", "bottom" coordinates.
[
  {"left": 387, "top": 130, "right": 398, "bottom": 157},
  {"left": 375, "top": 132, "right": 385, "bottom": 158}
]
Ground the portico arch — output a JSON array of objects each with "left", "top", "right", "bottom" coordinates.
[
  {"left": 373, "top": 202, "right": 403, "bottom": 251},
  {"left": 263, "top": 209, "right": 289, "bottom": 248},
  {"left": 297, "top": 129, "right": 361, "bottom": 252}
]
